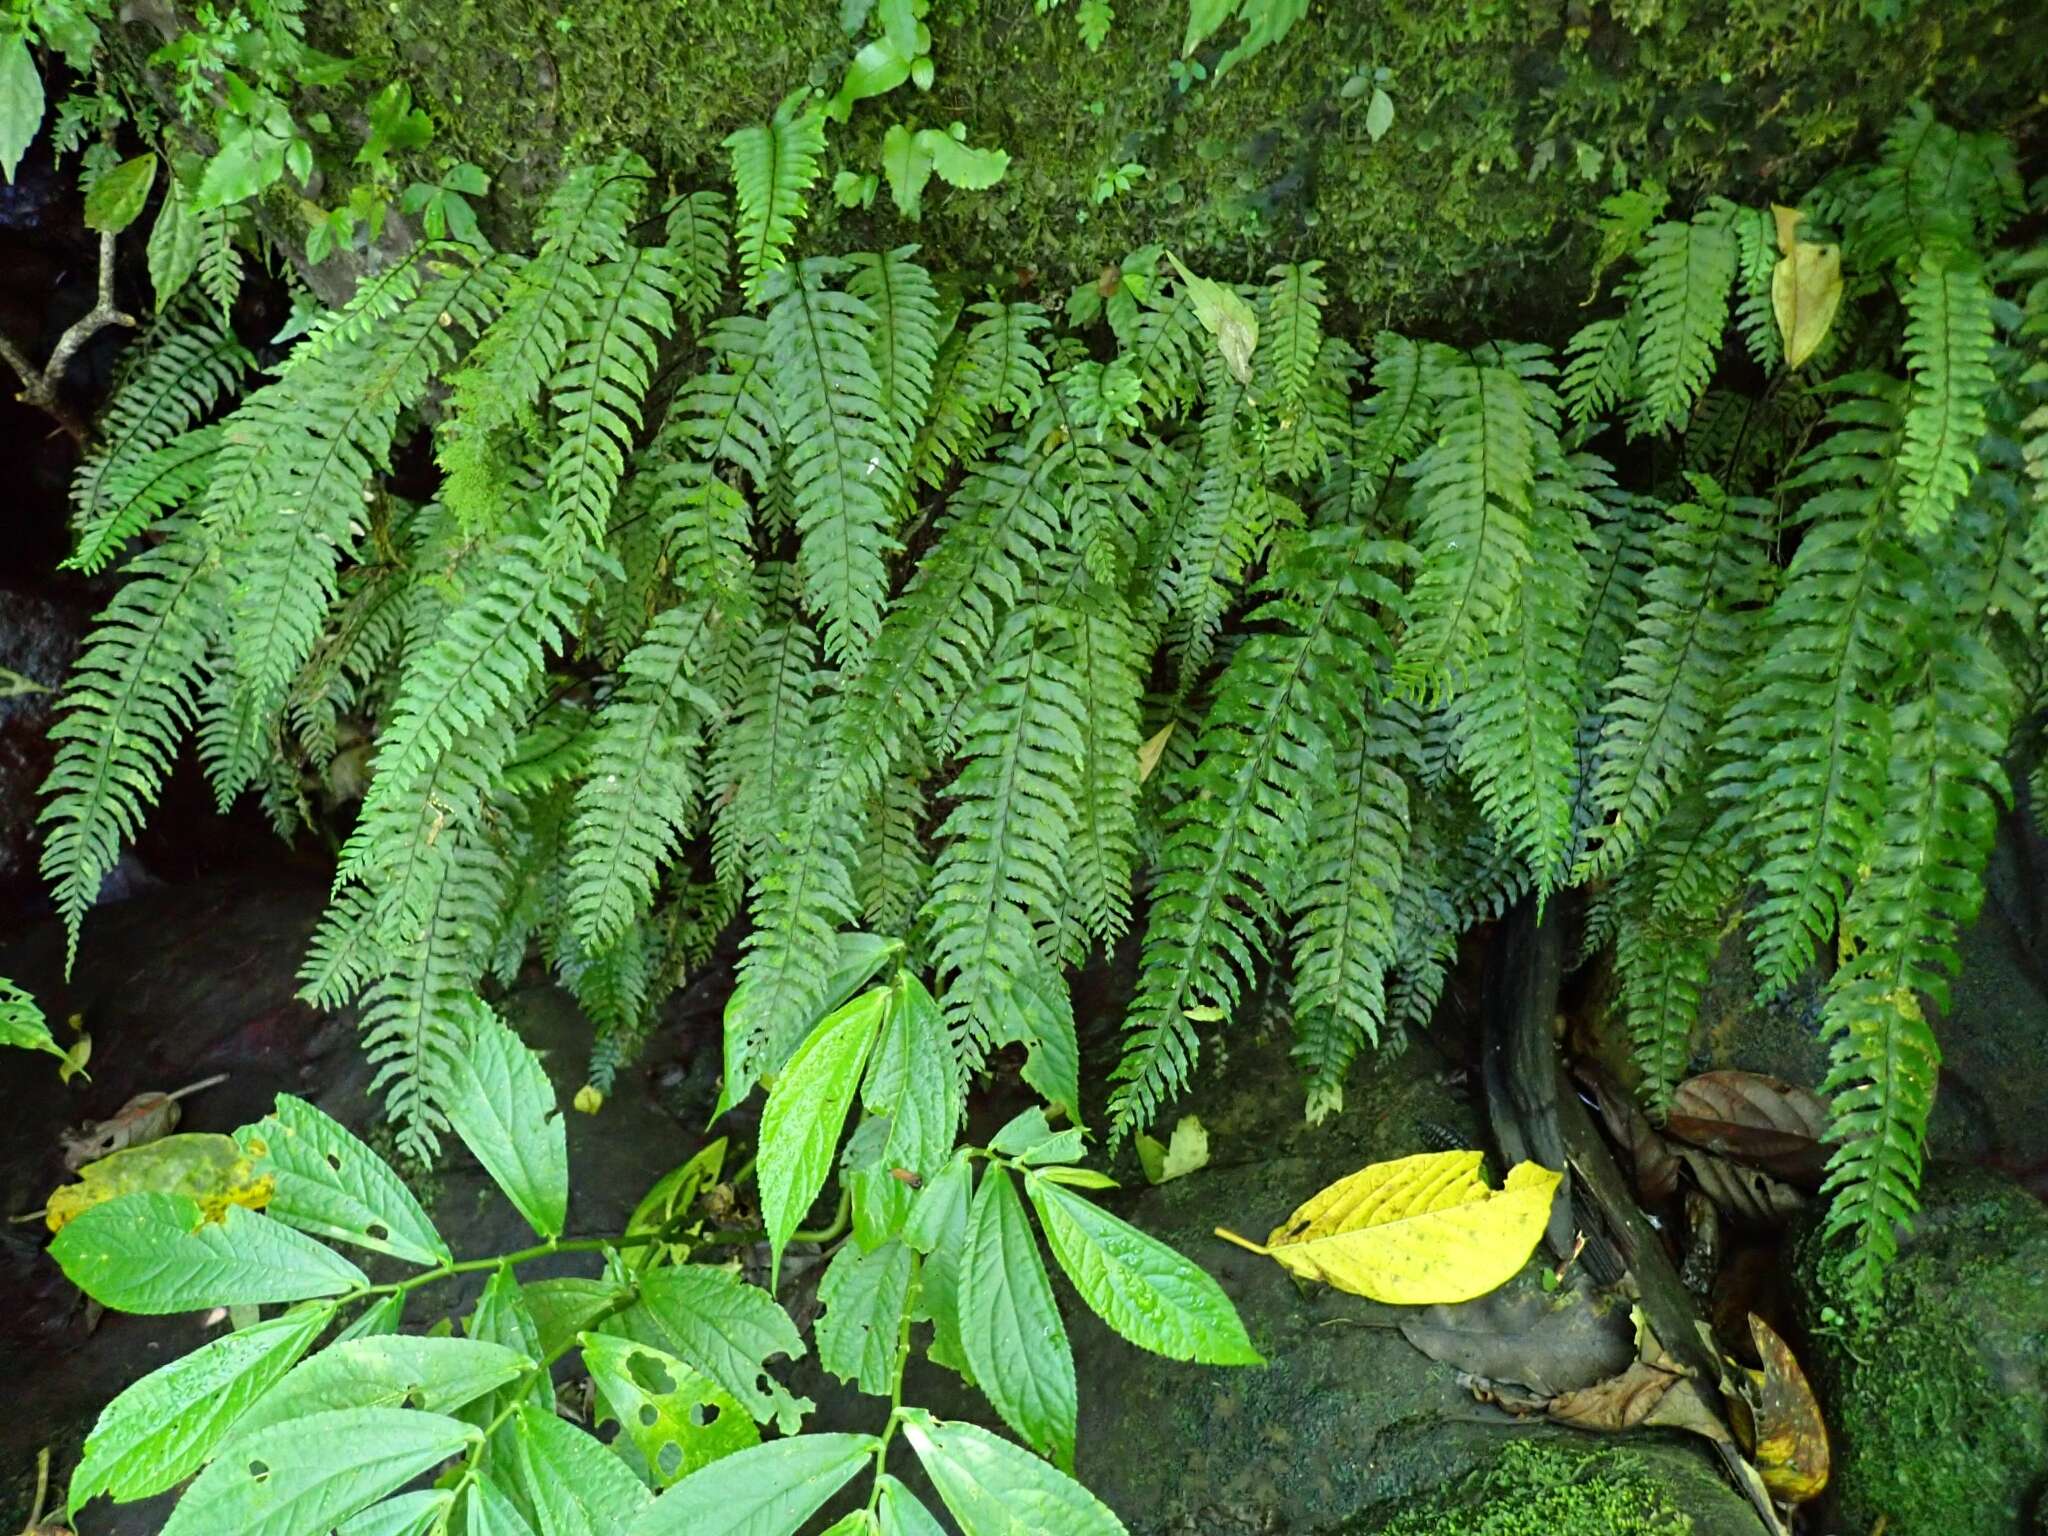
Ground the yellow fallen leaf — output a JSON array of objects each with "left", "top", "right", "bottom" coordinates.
[
  {"left": 46, "top": 1132, "right": 274, "bottom": 1233},
  {"left": 1769, "top": 205, "right": 1841, "bottom": 370},
  {"left": 1136, "top": 722, "right": 1176, "bottom": 784},
  {"left": 1136, "top": 1115, "right": 1210, "bottom": 1185},
  {"left": 1729, "top": 1314, "right": 1830, "bottom": 1503},
  {"left": 1215, "top": 1150, "right": 1562, "bottom": 1304}
]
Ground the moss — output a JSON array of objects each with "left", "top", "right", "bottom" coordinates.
[
  {"left": 1792, "top": 1167, "right": 2048, "bottom": 1536},
  {"left": 303, "top": 0, "right": 2048, "bottom": 335},
  {"left": 1365, "top": 1441, "right": 1693, "bottom": 1536}
]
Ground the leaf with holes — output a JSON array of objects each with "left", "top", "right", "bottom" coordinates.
[
  {"left": 45, "top": 1133, "right": 274, "bottom": 1233},
  {"left": 582, "top": 1331, "right": 758, "bottom": 1487},
  {"left": 608, "top": 1264, "right": 813, "bottom": 1434},
  {"left": 1214, "top": 1151, "right": 1561, "bottom": 1304},
  {"left": 816, "top": 1237, "right": 915, "bottom": 1394},
  {"left": 158, "top": 1407, "right": 479, "bottom": 1536},
  {"left": 52, "top": 1194, "right": 367, "bottom": 1313},
  {"left": 239, "top": 1095, "right": 450, "bottom": 1265},
  {"left": 444, "top": 997, "right": 569, "bottom": 1239},
  {"left": 68, "top": 1303, "right": 332, "bottom": 1514}
]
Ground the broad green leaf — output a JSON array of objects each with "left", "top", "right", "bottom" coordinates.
[
  {"left": 194, "top": 123, "right": 290, "bottom": 209},
  {"left": 716, "top": 934, "right": 900, "bottom": 1116},
  {"left": 820, "top": 1516, "right": 876, "bottom": 1536},
  {"left": 610, "top": 1264, "right": 812, "bottom": 1434},
  {"left": 844, "top": 1113, "right": 917, "bottom": 1250},
  {"left": 1214, "top": 1151, "right": 1563, "bottom": 1303},
  {"left": 1004, "top": 969, "right": 1081, "bottom": 1126},
  {"left": 444, "top": 997, "right": 569, "bottom": 1239},
  {"left": 625, "top": 1434, "right": 878, "bottom": 1536},
  {"left": 1182, "top": 0, "right": 1235, "bottom": 56},
  {"left": 158, "top": 1407, "right": 479, "bottom": 1536},
  {"left": 925, "top": 132, "right": 1009, "bottom": 192},
  {"left": 45, "top": 1132, "right": 275, "bottom": 1232},
  {"left": 881, "top": 121, "right": 933, "bottom": 219},
  {"left": 1365, "top": 87, "right": 1396, "bottom": 143},
  {"left": 959, "top": 1167, "right": 1076, "bottom": 1468},
  {"left": 226, "top": 1336, "right": 531, "bottom": 1443},
  {"left": 51, "top": 1194, "right": 368, "bottom": 1313},
  {"left": 0, "top": 33, "right": 43, "bottom": 186},
  {"left": 827, "top": 34, "right": 914, "bottom": 122},
  {"left": 581, "top": 1331, "right": 758, "bottom": 1487},
  {"left": 1033, "top": 1165, "right": 1119, "bottom": 1191},
  {"left": 903, "top": 1153, "right": 973, "bottom": 1380},
  {"left": 901, "top": 1411, "right": 1126, "bottom": 1536},
  {"left": 333, "top": 1491, "right": 454, "bottom": 1536},
  {"left": 624, "top": 1137, "right": 727, "bottom": 1271},
  {"left": 523, "top": 1275, "right": 632, "bottom": 1357},
  {"left": 987, "top": 1107, "right": 1081, "bottom": 1165},
  {"left": 337, "top": 1292, "right": 406, "bottom": 1341},
  {"left": 68, "top": 1304, "right": 332, "bottom": 1514},
  {"left": 503, "top": 1402, "right": 653, "bottom": 1535},
  {"left": 0, "top": 976, "right": 62, "bottom": 1060},
  {"left": 876, "top": 1475, "right": 948, "bottom": 1536},
  {"left": 240, "top": 1094, "right": 450, "bottom": 1265},
  {"left": 147, "top": 175, "right": 203, "bottom": 307},
  {"left": 1026, "top": 1175, "right": 1261, "bottom": 1364},
  {"left": 465, "top": 1475, "right": 540, "bottom": 1536},
  {"left": 84, "top": 154, "right": 156, "bottom": 234},
  {"left": 862, "top": 974, "right": 958, "bottom": 1185},
  {"left": 758, "top": 985, "right": 887, "bottom": 1278},
  {"left": 815, "top": 1238, "right": 914, "bottom": 1394},
  {"left": 1768, "top": 206, "right": 1842, "bottom": 370}
]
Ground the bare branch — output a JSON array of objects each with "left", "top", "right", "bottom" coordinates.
[{"left": 2, "top": 229, "right": 137, "bottom": 448}]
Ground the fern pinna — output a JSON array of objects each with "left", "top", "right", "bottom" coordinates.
[{"left": 39, "top": 104, "right": 2048, "bottom": 1303}]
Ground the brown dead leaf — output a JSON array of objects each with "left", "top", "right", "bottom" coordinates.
[
  {"left": 1728, "top": 1314, "right": 1830, "bottom": 1503},
  {"left": 1136, "top": 722, "right": 1176, "bottom": 784},
  {"left": 1667, "top": 1070, "right": 1828, "bottom": 1189},
  {"left": 1676, "top": 1145, "right": 1808, "bottom": 1227},
  {"left": 1547, "top": 1359, "right": 1730, "bottom": 1443},
  {"left": 1576, "top": 1062, "right": 1681, "bottom": 1203},
  {"left": 61, "top": 1092, "right": 181, "bottom": 1170}
]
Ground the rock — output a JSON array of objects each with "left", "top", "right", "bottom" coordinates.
[
  {"left": 0, "top": 584, "right": 85, "bottom": 919},
  {"left": 1790, "top": 1165, "right": 2048, "bottom": 1536}
]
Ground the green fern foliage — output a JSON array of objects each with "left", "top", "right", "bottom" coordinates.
[
  {"left": 1897, "top": 253, "right": 1996, "bottom": 536},
  {"left": 726, "top": 92, "right": 828, "bottom": 304},
  {"left": 1628, "top": 209, "right": 1738, "bottom": 437}
]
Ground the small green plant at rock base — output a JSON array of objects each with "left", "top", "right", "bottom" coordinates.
[{"left": 49, "top": 972, "right": 1258, "bottom": 1533}]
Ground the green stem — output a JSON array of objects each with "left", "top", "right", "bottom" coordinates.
[{"left": 865, "top": 1252, "right": 923, "bottom": 1517}]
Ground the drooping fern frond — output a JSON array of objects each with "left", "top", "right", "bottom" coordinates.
[
  {"left": 39, "top": 518, "right": 224, "bottom": 970},
  {"left": 1628, "top": 208, "right": 1737, "bottom": 438},
  {"left": 1897, "top": 252, "right": 1995, "bottom": 537},
  {"left": 847, "top": 246, "right": 942, "bottom": 511},
  {"left": 725, "top": 92, "right": 829, "bottom": 304},
  {"left": 664, "top": 189, "right": 733, "bottom": 330},
  {"left": 1320, "top": 331, "right": 1433, "bottom": 532},
  {"left": 1289, "top": 710, "right": 1411, "bottom": 1123},
  {"left": 1057, "top": 589, "right": 1145, "bottom": 953},
  {"left": 1112, "top": 528, "right": 1400, "bottom": 1135},
  {"left": 1712, "top": 379, "right": 1915, "bottom": 993},
  {"left": 1576, "top": 473, "right": 1769, "bottom": 881},
  {"left": 857, "top": 770, "right": 931, "bottom": 940},
  {"left": 712, "top": 611, "right": 822, "bottom": 887},
  {"left": 1258, "top": 260, "right": 1326, "bottom": 413},
  {"left": 1394, "top": 345, "right": 1549, "bottom": 697},
  {"left": 67, "top": 306, "right": 250, "bottom": 573},
  {"left": 564, "top": 601, "right": 719, "bottom": 950},
  {"left": 1561, "top": 301, "right": 1636, "bottom": 439},
  {"left": 764, "top": 257, "right": 899, "bottom": 665}
]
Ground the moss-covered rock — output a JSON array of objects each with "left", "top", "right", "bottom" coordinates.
[
  {"left": 1791, "top": 1166, "right": 2048, "bottom": 1536},
  {"left": 1355, "top": 1438, "right": 1707, "bottom": 1536},
  {"left": 303, "top": 0, "right": 2047, "bottom": 333}
]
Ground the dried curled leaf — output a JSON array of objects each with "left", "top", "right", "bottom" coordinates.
[
  {"left": 61, "top": 1091, "right": 182, "bottom": 1170},
  {"left": 46, "top": 1133, "right": 274, "bottom": 1232},
  {"left": 1548, "top": 1359, "right": 1730, "bottom": 1442},
  {"left": 1215, "top": 1151, "right": 1562, "bottom": 1304},
  {"left": 1727, "top": 1314, "right": 1829, "bottom": 1503},
  {"left": 1666, "top": 1070, "right": 1828, "bottom": 1189},
  {"left": 1674, "top": 1145, "right": 1807, "bottom": 1227}
]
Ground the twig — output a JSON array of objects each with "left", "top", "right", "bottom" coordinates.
[{"left": 1, "top": 229, "right": 137, "bottom": 448}]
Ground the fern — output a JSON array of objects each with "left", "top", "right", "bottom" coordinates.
[
  {"left": 39, "top": 519, "right": 224, "bottom": 969},
  {"left": 847, "top": 246, "right": 942, "bottom": 511},
  {"left": 1897, "top": 252, "right": 1995, "bottom": 536},
  {"left": 857, "top": 770, "right": 932, "bottom": 939},
  {"left": 67, "top": 306, "right": 250, "bottom": 573},
  {"left": 1058, "top": 590, "right": 1145, "bottom": 952},
  {"left": 1258, "top": 261, "right": 1326, "bottom": 413},
  {"left": 765, "top": 258, "right": 900, "bottom": 664},
  {"left": 1628, "top": 209, "right": 1737, "bottom": 438},
  {"left": 664, "top": 189, "right": 733, "bottom": 330},
  {"left": 725, "top": 92, "right": 828, "bottom": 304}
]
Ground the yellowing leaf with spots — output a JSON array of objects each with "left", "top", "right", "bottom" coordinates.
[
  {"left": 1214, "top": 1150, "right": 1561, "bottom": 1303},
  {"left": 1769, "top": 204, "right": 1842, "bottom": 370},
  {"left": 46, "top": 1132, "right": 274, "bottom": 1233}
]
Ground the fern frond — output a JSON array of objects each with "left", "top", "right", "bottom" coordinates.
[
  {"left": 1455, "top": 449, "right": 1597, "bottom": 894},
  {"left": 38, "top": 519, "right": 223, "bottom": 970},
  {"left": 1730, "top": 207, "right": 1783, "bottom": 373},
  {"left": 847, "top": 246, "right": 941, "bottom": 507},
  {"left": 857, "top": 770, "right": 931, "bottom": 939},
  {"left": 1258, "top": 261, "right": 1326, "bottom": 412},
  {"left": 1112, "top": 528, "right": 1400, "bottom": 1134},
  {"left": 765, "top": 257, "right": 899, "bottom": 665},
  {"left": 664, "top": 189, "right": 732, "bottom": 329},
  {"left": 1576, "top": 473, "right": 1769, "bottom": 881},
  {"left": 1629, "top": 211, "right": 1737, "bottom": 437},
  {"left": 287, "top": 549, "right": 411, "bottom": 772},
  {"left": 1058, "top": 590, "right": 1144, "bottom": 952},
  {"left": 1713, "top": 382, "right": 1915, "bottom": 993},
  {"left": 1561, "top": 303, "right": 1636, "bottom": 437},
  {"left": 196, "top": 203, "right": 245, "bottom": 319},
  {"left": 712, "top": 614, "right": 821, "bottom": 887},
  {"left": 1320, "top": 332, "right": 1432, "bottom": 532},
  {"left": 924, "top": 607, "right": 1087, "bottom": 1071},
  {"left": 68, "top": 308, "right": 250, "bottom": 573},
  {"left": 567, "top": 923, "right": 656, "bottom": 1094},
  {"left": 1395, "top": 347, "right": 1549, "bottom": 696},
  {"left": 1897, "top": 252, "right": 1995, "bottom": 537},
  {"left": 1289, "top": 715, "right": 1410, "bottom": 1123},
  {"left": 725, "top": 94, "right": 828, "bottom": 304},
  {"left": 565, "top": 602, "right": 719, "bottom": 950}
]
